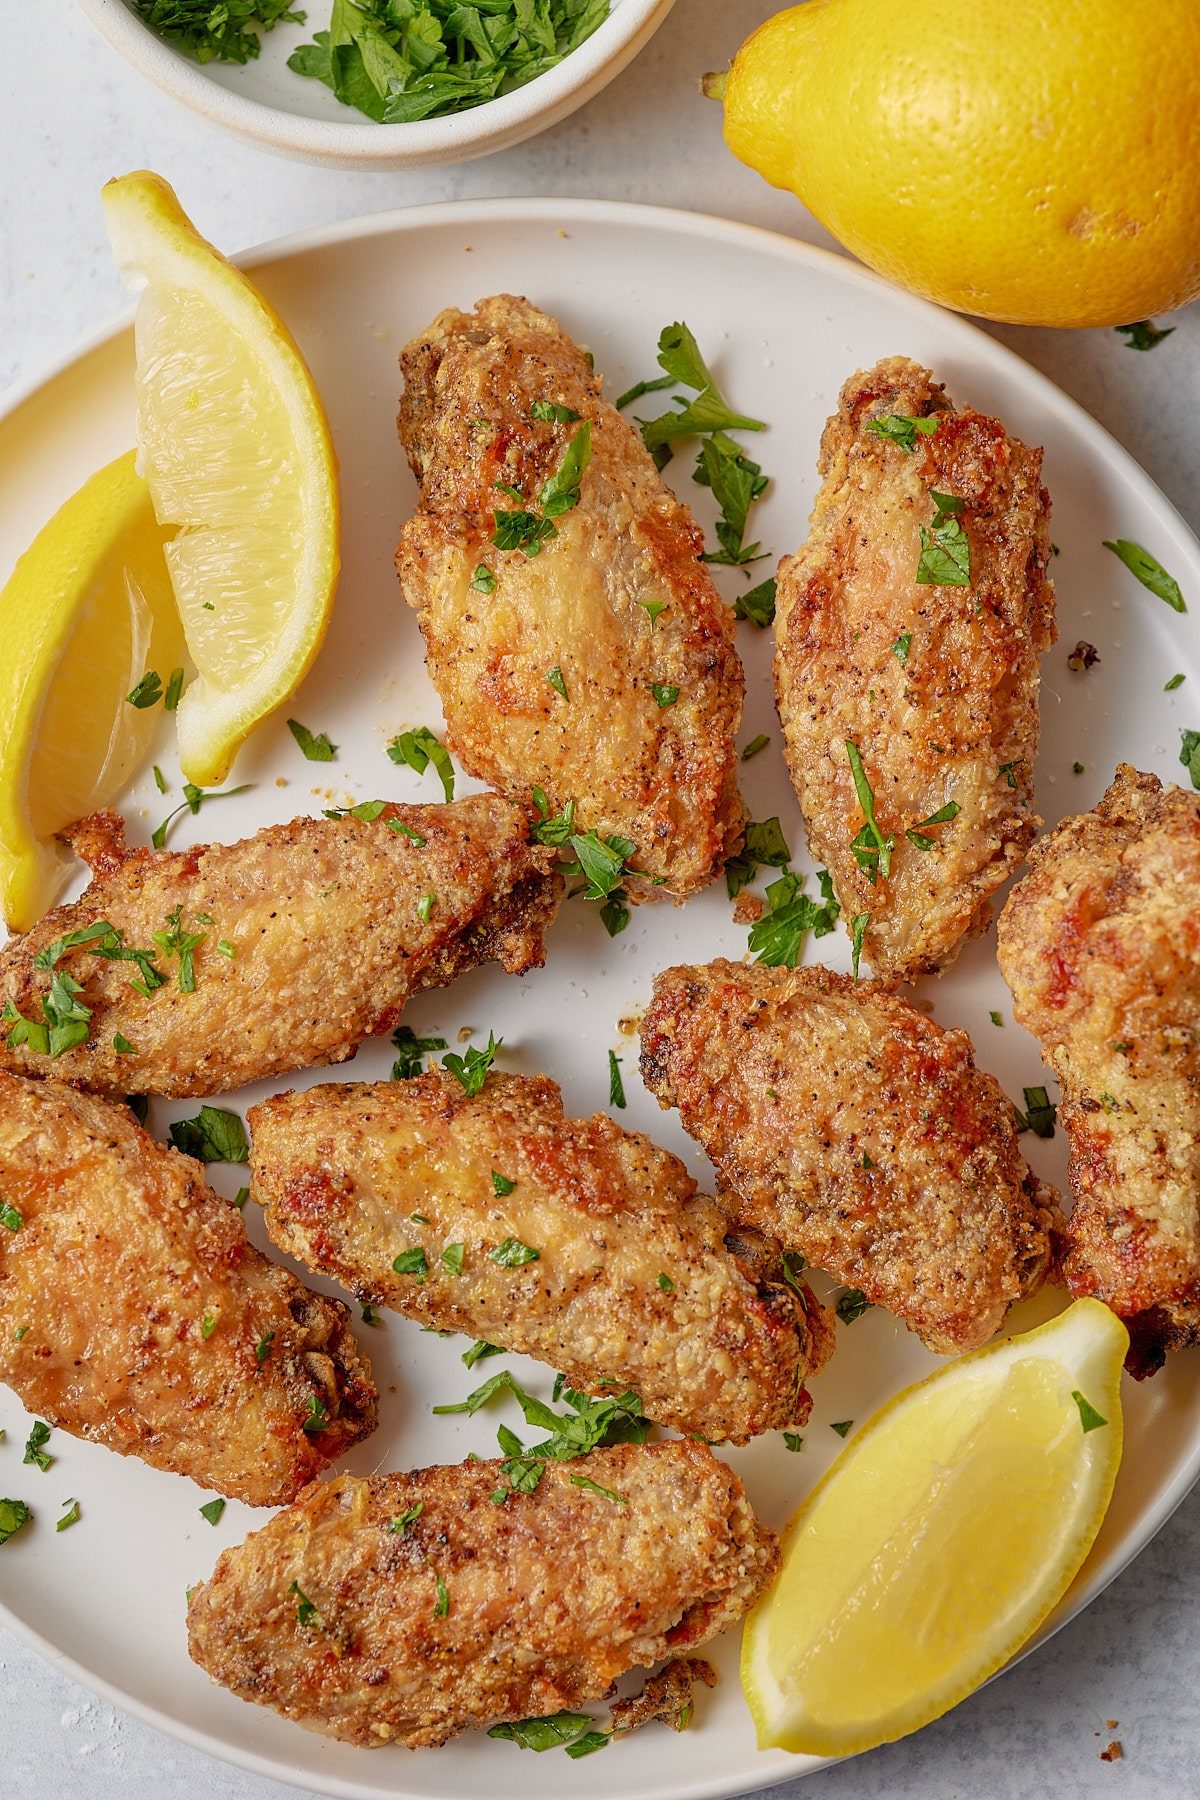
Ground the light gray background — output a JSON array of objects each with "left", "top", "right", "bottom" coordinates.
[{"left": 3, "top": 2, "right": 1199, "bottom": 1796}]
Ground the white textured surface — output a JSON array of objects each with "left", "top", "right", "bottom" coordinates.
[{"left": 3, "top": 3, "right": 1199, "bottom": 1796}]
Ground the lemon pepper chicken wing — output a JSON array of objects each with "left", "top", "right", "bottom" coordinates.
[
  {"left": 0, "top": 797, "right": 560, "bottom": 1098},
  {"left": 248, "top": 1071, "right": 832, "bottom": 1444},
  {"left": 774, "top": 356, "right": 1056, "bottom": 981},
  {"left": 997, "top": 766, "right": 1200, "bottom": 1376},
  {"left": 0, "top": 1073, "right": 376, "bottom": 1504},
  {"left": 640, "top": 960, "right": 1059, "bottom": 1355},
  {"left": 395, "top": 294, "right": 746, "bottom": 901},
  {"left": 186, "top": 1441, "right": 777, "bottom": 1748}
]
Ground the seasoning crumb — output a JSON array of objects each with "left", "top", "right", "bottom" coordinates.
[
  {"left": 733, "top": 892, "right": 764, "bottom": 925},
  {"left": 456, "top": 1026, "right": 474, "bottom": 1044},
  {"left": 1100, "top": 1741, "right": 1123, "bottom": 1762},
  {"left": 1068, "top": 639, "right": 1101, "bottom": 672},
  {"left": 275, "top": 777, "right": 288, "bottom": 788},
  {"left": 1106, "top": 1721, "right": 1119, "bottom": 1731},
  {"left": 616, "top": 1015, "right": 642, "bottom": 1037}
]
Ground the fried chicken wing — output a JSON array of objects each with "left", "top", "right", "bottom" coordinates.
[
  {"left": 640, "top": 960, "right": 1059, "bottom": 1355},
  {"left": 395, "top": 295, "right": 745, "bottom": 901},
  {"left": 186, "top": 1441, "right": 776, "bottom": 1748},
  {"left": 0, "top": 1073, "right": 376, "bottom": 1504},
  {"left": 997, "top": 766, "right": 1200, "bottom": 1375},
  {"left": 774, "top": 356, "right": 1056, "bottom": 981},
  {"left": 0, "top": 797, "right": 560, "bottom": 1098},
  {"left": 249, "top": 1071, "right": 831, "bottom": 1444}
]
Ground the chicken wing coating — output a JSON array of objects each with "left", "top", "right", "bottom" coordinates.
[
  {"left": 997, "top": 766, "right": 1200, "bottom": 1376},
  {"left": 395, "top": 294, "right": 746, "bottom": 901},
  {"left": 0, "top": 797, "right": 560, "bottom": 1098},
  {"left": 0, "top": 1073, "right": 376, "bottom": 1504},
  {"left": 640, "top": 960, "right": 1059, "bottom": 1355},
  {"left": 249, "top": 1071, "right": 832, "bottom": 1444},
  {"left": 774, "top": 356, "right": 1056, "bottom": 981},
  {"left": 186, "top": 1441, "right": 776, "bottom": 1748}
]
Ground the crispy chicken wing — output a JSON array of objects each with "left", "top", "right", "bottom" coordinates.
[
  {"left": 395, "top": 294, "right": 746, "bottom": 901},
  {"left": 774, "top": 356, "right": 1056, "bottom": 981},
  {"left": 997, "top": 766, "right": 1200, "bottom": 1376},
  {"left": 249, "top": 1071, "right": 832, "bottom": 1444},
  {"left": 0, "top": 1073, "right": 376, "bottom": 1504},
  {"left": 186, "top": 1441, "right": 776, "bottom": 1748},
  {"left": 640, "top": 960, "right": 1059, "bottom": 1355},
  {"left": 0, "top": 797, "right": 560, "bottom": 1098}
]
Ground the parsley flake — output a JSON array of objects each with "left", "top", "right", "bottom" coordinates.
[
  {"left": 56, "top": 1498, "right": 81, "bottom": 1532},
  {"left": 531, "top": 401, "right": 582, "bottom": 423},
  {"left": 126, "top": 670, "right": 163, "bottom": 709},
  {"left": 471, "top": 565, "right": 496, "bottom": 593},
  {"left": 546, "top": 665, "right": 570, "bottom": 701},
  {"left": 434, "top": 1573, "right": 450, "bottom": 1617},
  {"left": 23, "top": 1421, "right": 53, "bottom": 1473},
  {"left": 199, "top": 1497, "right": 226, "bottom": 1527},
  {"left": 830, "top": 1419, "right": 853, "bottom": 1438},
  {"left": 0, "top": 1204, "right": 22, "bottom": 1233},
  {"left": 733, "top": 575, "right": 776, "bottom": 628},
  {"left": 849, "top": 910, "right": 870, "bottom": 980},
  {"left": 742, "top": 733, "right": 770, "bottom": 760},
  {"left": 1115, "top": 320, "right": 1174, "bottom": 351},
  {"left": 289, "top": 1581, "right": 319, "bottom": 1628},
  {"left": 393, "top": 1247, "right": 429, "bottom": 1281},
  {"left": 865, "top": 413, "right": 939, "bottom": 453},
  {"left": 650, "top": 683, "right": 679, "bottom": 708},
  {"left": 1103, "top": 538, "right": 1186, "bottom": 611},
  {"left": 387, "top": 727, "right": 455, "bottom": 801},
  {"left": 491, "top": 1170, "right": 517, "bottom": 1197},
  {"left": 845, "top": 741, "right": 894, "bottom": 883},
  {"left": 835, "top": 1288, "right": 871, "bottom": 1324},
  {"left": 1072, "top": 1390, "right": 1108, "bottom": 1432},
  {"left": 0, "top": 1498, "right": 32, "bottom": 1545},
  {"left": 152, "top": 780, "right": 251, "bottom": 851},
  {"left": 441, "top": 1031, "right": 501, "bottom": 1096},
  {"left": 489, "top": 1238, "right": 539, "bottom": 1268},
  {"left": 608, "top": 1049, "right": 626, "bottom": 1109},
  {"left": 287, "top": 718, "right": 336, "bottom": 762},
  {"left": 391, "top": 1025, "right": 448, "bottom": 1080},
  {"left": 1181, "top": 729, "right": 1200, "bottom": 789},
  {"left": 657, "top": 1272, "right": 675, "bottom": 1293},
  {"left": 169, "top": 1106, "right": 249, "bottom": 1164},
  {"left": 441, "top": 1242, "right": 465, "bottom": 1276},
  {"left": 1016, "top": 1086, "right": 1057, "bottom": 1138},
  {"left": 782, "top": 1431, "right": 804, "bottom": 1453}
]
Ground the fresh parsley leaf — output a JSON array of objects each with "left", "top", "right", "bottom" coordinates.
[
  {"left": 199, "top": 1497, "right": 226, "bottom": 1526},
  {"left": 169, "top": 1105, "right": 249, "bottom": 1164},
  {"left": 830, "top": 1419, "right": 854, "bottom": 1438},
  {"left": 489, "top": 1238, "right": 539, "bottom": 1268},
  {"left": 893, "top": 632, "right": 912, "bottom": 663},
  {"left": 0, "top": 1498, "right": 32, "bottom": 1545},
  {"left": 531, "top": 401, "right": 582, "bottom": 423},
  {"left": 287, "top": 718, "right": 336, "bottom": 762},
  {"left": 1103, "top": 538, "right": 1185, "bottom": 612},
  {"left": 608, "top": 1049, "right": 626, "bottom": 1109},
  {"left": 599, "top": 891, "right": 630, "bottom": 937},
  {"left": 393, "top": 1247, "right": 429, "bottom": 1281},
  {"left": 152, "top": 781, "right": 251, "bottom": 851},
  {"left": 1115, "top": 320, "right": 1174, "bottom": 351},
  {"left": 489, "top": 1710, "right": 598, "bottom": 1753},
  {"left": 56, "top": 1498, "right": 81, "bottom": 1532},
  {"left": 1071, "top": 1390, "right": 1108, "bottom": 1432},
  {"left": 1016, "top": 1086, "right": 1057, "bottom": 1138},
  {"left": 640, "top": 382, "right": 764, "bottom": 457},
  {"left": 132, "top": 0, "right": 302, "bottom": 63},
  {"left": 747, "top": 870, "right": 840, "bottom": 968},
  {"left": 565, "top": 1730, "right": 611, "bottom": 1759},
  {"left": 917, "top": 503, "right": 971, "bottom": 586},
  {"left": 255, "top": 1331, "right": 275, "bottom": 1364},
  {"left": 835, "top": 1288, "right": 871, "bottom": 1324},
  {"left": 0, "top": 1204, "right": 22, "bottom": 1233},
  {"left": 1181, "top": 728, "right": 1200, "bottom": 789},
  {"left": 1166, "top": 673, "right": 1186, "bottom": 691},
  {"left": 491, "top": 1170, "right": 517, "bottom": 1197},
  {"left": 434, "top": 1573, "right": 450, "bottom": 1617},
  {"left": 637, "top": 597, "right": 668, "bottom": 629},
  {"left": 126, "top": 670, "right": 163, "bottom": 709},
  {"left": 569, "top": 1474, "right": 627, "bottom": 1504},
  {"left": 990, "top": 1010, "right": 1004, "bottom": 1027},
  {"left": 998, "top": 760, "right": 1020, "bottom": 788},
  {"left": 864, "top": 413, "right": 939, "bottom": 453},
  {"left": 905, "top": 800, "right": 961, "bottom": 851},
  {"left": 463, "top": 1339, "right": 504, "bottom": 1369},
  {"left": 650, "top": 683, "right": 679, "bottom": 708},
  {"left": 530, "top": 789, "right": 577, "bottom": 845},
  {"left": 388, "top": 1503, "right": 423, "bottom": 1534},
  {"left": 845, "top": 741, "right": 894, "bottom": 883},
  {"left": 23, "top": 1421, "right": 53, "bottom": 1473},
  {"left": 471, "top": 564, "right": 497, "bottom": 593},
  {"left": 733, "top": 576, "right": 776, "bottom": 628},
  {"left": 289, "top": 1580, "right": 319, "bottom": 1628},
  {"left": 564, "top": 831, "right": 637, "bottom": 901},
  {"left": 615, "top": 374, "right": 675, "bottom": 411},
  {"left": 657, "top": 1272, "right": 675, "bottom": 1293},
  {"left": 441, "top": 1242, "right": 465, "bottom": 1276},
  {"left": 387, "top": 726, "right": 455, "bottom": 800},
  {"left": 655, "top": 321, "right": 717, "bottom": 393},
  {"left": 391, "top": 1025, "right": 448, "bottom": 1080},
  {"left": 538, "top": 421, "right": 593, "bottom": 518},
  {"left": 849, "top": 910, "right": 870, "bottom": 980},
  {"left": 782, "top": 1431, "right": 804, "bottom": 1453},
  {"left": 163, "top": 667, "right": 185, "bottom": 711},
  {"left": 546, "top": 665, "right": 570, "bottom": 701},
  {"left": 442, "top": 1031, "right": 501, "bottom": 1096},
  {"left": 695, "top": 434, "right": 769, "bottom": 568},
  {"left": 742, "top": 733, "right": 770, "bottom": 760}
]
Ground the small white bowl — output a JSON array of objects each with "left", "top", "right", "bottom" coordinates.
[{"left": 75, "top": 0, "right": 677, "bottom": 169}]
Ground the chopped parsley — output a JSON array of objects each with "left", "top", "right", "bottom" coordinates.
[
  {"left": 1166, "top": 673, "right": 1186, "bottom": 691},
  {"left": 657, "top": 1272, "right": 675, "bottom": 1293},
  {"left": 153, "top": 906, "right": 207, "bottom": 993},
  {"left": 638, "top": 597, "right": 668, "bottom": 628},
  {"left": 830, "top": 1420, "right": 854, "bottom": 1438},
  {"left": 893, "top": 632, "right": 912, "bottom": 663},
  {"left": 164, "top": 667, "right": 185, "bottom": 711},
  {"left": 1103, "top": 537, "right": 1185, "bottom": 612},
  {"left": 463, "top": 1339, "right": 504, "bottom": 1369},
  {"left": 615, "top": 374, "right": 675, "bottom": 411},
  {"left": 530, "top": 789, "right": 576, "bottom": 845},
  {"left": 695, "top": 433, "right": 769, "bottom": 568},
  {"left": 132, "top": 1, "right": 302, "bottom": 63},
  {"left": 417, "top": 892, "right": 436, "bottom": 923},
  {"left": 201, "top": 1313, "right": 217, "bottom": 1339},
  {"left": 255, "top": 1332, "right": 275, "bottom": 1364},
  {"left": 231, "top": 1186, "right": 249, "bottom": 1209},
  {"left": 287, "top": 718, "right": 336, "bottom": 762},
  {"left": 0, "top": 1204, "right": 22, "bottom": 1233},
  {"left": 0, "top": 1498, "right": 32, "bottom": 1545},
  {"left": 126, "top": 670, "right": 163, "bottom": 708},
  {"left": 742, "top": 733, "right": 770, "bottom": 760},
  {"left": 531, "top": 401, "right": 582, "bottom": 423},
  {"left": 361, "top": 1303, "right": 382, "bottom": 1327},
  {"left": 747, "top": 869, "right": 840, "bottom": 968},
  {"left": 199, "top": 1498, "right": 226, "bottom": 1526},
  {"left": 650, "top": 683, "right": 680, "bottom": 708},
  {"left": 289, "top": 1581, "right": 319, "bottom": 1628},
  {"left": 490, "top": 1170, "right": 517, "bottom": 1196},
  {"left": 733, "top": 575, "right": 776, "bottom": 628},
  {"left": 1071, "top": 1390, "right": 1108, "bottom": 1432},
  {"left": 608, "top": 1049, "right": 626, "bottom": 1109},
  {"left": 990, "top": 1010, "right": 1004, "bottom": 1027},
  {"left": 1072, "top": 761, "right": 1085, "bottom": 775},
  {"left": 1180, "top": 729, "right": 1200, "bottom": 789},
  {"left": 492, "top": 422, "right": 592, "bottom": 556},
  {"left": 570, "top": 1474, "right": 627, "bottom": 1504},
  {"left": 905, "top": 800, "right": 960, "bottom": 851},
  {"left": 169, "top": 1105, "right": 249, "bottom": 1164},
  {"left": 302, "top": 1394, "right": 328, "bottom": 1434},
  {"left": 835, "top": 1288, "right": 871, "bottom": 1324},
  {"left": 916, "top": 491, "right": 971, "bottom": 586},
  {"left": 434, "top": 1573, "right": 450, "bottom": 1617},
  {"left": 638, "top": 322, "right": 765, "bottom": 462},
  {"left": 864, "top": 413, "right": 939, "bottom": 453},
  {"left": 725, "top": 815, "right": 792, "bottom": 898},
  {"left": 488, "top": 1238, "right": 539, "bottom": 1268},
  {"left": 56, "top": 1498, "right": 81, "bottom": 1532},
  {"left": 599, "top": 892, "right": 629, "bottom": 937},
  {"left": 1115, "top": 319, "right": 1174, "bottom": 351},
  {"left": 388, "top": 1503, "right": 423, "bottom": 1534},
  {"left": 23, "top": 1421, "right": 53, "bottom": 1472},
  {"left": 393, "top": 1247, "right": 429, "bottom": 1281},
  {"left": 782, "top": 1432, "right": 805, "bottom": 1453},
  {"left": 471, "top": 565, "right": 497, "bottom": 593},
  {"left": 1016, "top": 1086, "right": 1057, "bottom": 1138},
  {"left": 442, "top": 1031, "right": 501, "bottom": 1096},
  {"left": 845, "top": 741, "right": 894, "bottom": 883},
  {"left": 441, "top": 1242, "right": 465, "bottom": 1276},
  {"left": 998, "top": 760, "right": 1020, "bottom": 788},
  {"left": 849, "top": 910, "right": 870, "bottom": 980},
  {"left": 152, "top": 780, "right": 251, "bottom": 850},
  {"left": 391, "top": 1025, "right": 448, "bottom": 1079},
  {"left": 546, "top": 665, "right": 570, "bottom": 701},
  {"left": 387, "top": 726, "right": 455, "bottom": 801},
  {"left": 489, "top": 1710, "right": 603, "bottom": 1754}
]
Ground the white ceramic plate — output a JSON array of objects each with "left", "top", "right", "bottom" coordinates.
[
  {"left": 74, "top": 0, "right": 676, "bottom": 169},
  {"left": 1, "top": 199, "right": 1198, "bottom": 1800}
]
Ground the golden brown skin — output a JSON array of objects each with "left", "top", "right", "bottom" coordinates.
[
  {"left": 640, "top": 960, "right": 1059, "bottom": 1356},
  {"left": 186, "top": 1441, "right": 776, "bottom": 1748},
  {"left": 0, "top": 798, "right": 560, "bottom": 1098},
  {"left": 395, "top": 294, "right": 746, "bottom": 901},
  {"left": 0, "top": 1073, "right": 376, "bottom": 1504},
  {"left": 997, "top": 766, "right": 1200, "bottom": 1377},
  {"left": 249, "top": 1071, "right": 831, "bottom": 1444},
  {"left": 774, "top": 356, "right": 1056, "bottom": 981}
]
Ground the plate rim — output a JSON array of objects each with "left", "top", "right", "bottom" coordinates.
[{"left": 2, "top": 193, "right": 1199, "bottom": 1800}]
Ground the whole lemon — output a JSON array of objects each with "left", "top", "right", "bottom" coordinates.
[{"left": 722, "top": 0, "right": 1200, "bottom": 327}]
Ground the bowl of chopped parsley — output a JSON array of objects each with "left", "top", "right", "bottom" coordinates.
[{"left": 75, "top": 0, "right": 677, "bottom": 168}]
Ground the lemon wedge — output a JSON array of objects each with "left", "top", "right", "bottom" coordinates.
[
  {"left": 0, "top": 451, "right": 184, "bottom": 931},
  {"left": 101, "top": 170, "right": 339, "bottom": 787},
  {"left": 742, "top": 1298, "right": 1128, "bottom": 1757}
]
